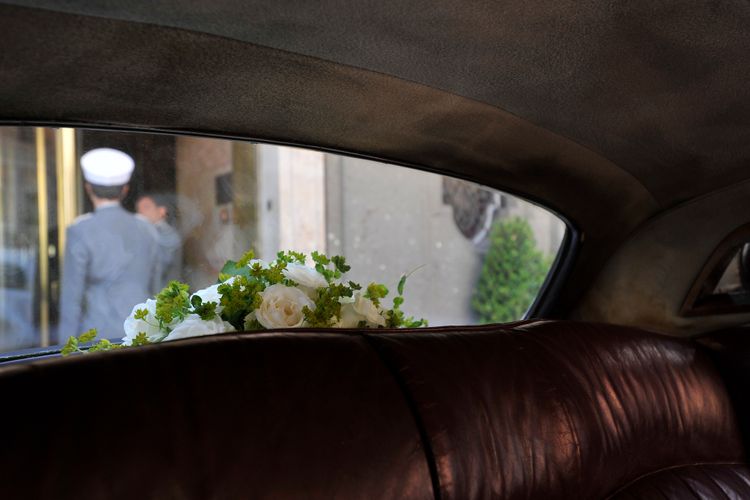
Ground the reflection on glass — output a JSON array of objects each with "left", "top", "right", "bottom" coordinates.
[
  {"left": 1, "top": 128, "right": 41, "bottom": 351},
  {"left": 0, "top": 127, "right": 566, "bottom": 354},
  {"left": 713, "top": 244, "right": 750, "bottom": 295}
]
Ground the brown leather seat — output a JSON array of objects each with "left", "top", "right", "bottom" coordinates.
[
  {"left": 367, "top": 321, "right": 749, "bottom": 499},
  {"left": 0, "top": 321, "right": 747, "bottom": 499},
  {"left": 0, "top": 333, "right": 434, "bottom": 499}
]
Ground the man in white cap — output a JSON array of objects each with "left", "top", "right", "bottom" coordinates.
[{"left": 59, "top": 148, "right": 162, "bottom": 340}]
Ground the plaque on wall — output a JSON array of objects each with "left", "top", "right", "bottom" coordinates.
[{"left": 215, "top": 172, "right": 233, "bottom": 205}]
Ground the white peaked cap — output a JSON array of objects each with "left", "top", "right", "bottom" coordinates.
[{"left": 80, "top": 148, "right": 134, "bottom": 186}]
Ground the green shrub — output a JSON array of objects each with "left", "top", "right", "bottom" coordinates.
[{"left": 472, "top": 217, "right": 550, "bottom": 323}]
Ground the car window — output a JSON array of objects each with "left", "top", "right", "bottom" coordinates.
[
  {"left": 683, "top": 230, "right": 750, "bottom": 316},
  {"left": 0, "top": 126, "right": 566, "bottom": 353}
]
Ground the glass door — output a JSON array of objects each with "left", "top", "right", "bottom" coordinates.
[{"left": 0, "top": 127, "right": 80, "bottom": 351}]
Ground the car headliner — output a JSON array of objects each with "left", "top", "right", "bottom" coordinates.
[{"left": 1, "top": 1, "right": 749, "bottom": 334}]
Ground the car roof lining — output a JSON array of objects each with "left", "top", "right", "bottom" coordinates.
[
  {"left": 5, "top": 0, "right": 750, "bottom": 209},
  {"left": 1, "top": 2, "right": 748, "bottom": 334}
]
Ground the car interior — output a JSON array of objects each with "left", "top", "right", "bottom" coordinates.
[{"left": 1, "top": 1, "right": 750, "bottom": 498}]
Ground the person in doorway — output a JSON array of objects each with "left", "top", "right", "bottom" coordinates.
[
  {"left": 136, "top": 193, "right": 182, "bottom": 288},
  {"left": 59, "top": 148, "right": 161, "bottom": 340}
]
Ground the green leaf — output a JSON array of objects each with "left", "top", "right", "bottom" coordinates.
[
  {"left": 155, "top": 281, "right": 191, "bottom": 324},
  {"left": 220, "top": 260, "right": 251, "bottom": 280},
  {"left": 243, "top": 315, "right": 263, "bottom": 331},
  {"left": 131, "top": 332, "right": 152, "bottom": 347},
  {"left": 78, "top": 328, "right": 98, "bottom": 343},
  {"left": 191, "top": 295, "right": 203, "bottom": 308},
  {"left": 277, "top": 250, "right": 305, "bottom": 264},
  {"left": 60, "top": 336, "right": 79, "bottom": 356},
  {"left": 364, "top": 283, "right": 389, "bottom": 306},
  {"left": 311, "top": 251, "right": 330, "bottom": 266},
  {"left": 194, "top": 301, "right": 218, "bottom": 321},
  {"left": 87, "top": 339, "right": 114, "bottom": 353},
  {"left": 405, "top": 317, "right": 428, "bottom": 328},
  {"left": 236, "top": 249, "right": 256, "bottom": 268},
  {"left": 331, "top": 255, "right": 351, "bottom": 274},
  {"left": 397, "top": 275, "right": 407, "bottom": 296},
  {"left": 218, "top": 275, "right": 264, "bottom": 330},
  {"left": 303, "top": 282, "right": 358, "bottom": 327}
]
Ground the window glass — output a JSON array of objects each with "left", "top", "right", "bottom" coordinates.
[
  {"left": 684, "top": 241, "right": 750, "bottom": 315},
  {"left": 713, "top": 248, "right": 746, "bottom": 295},
  {"left": 0, "top": 127, "right": 566, "bottom": 352}
]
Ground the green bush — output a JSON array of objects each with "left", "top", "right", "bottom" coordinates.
[{"left": 472, "top": 217, "right": 550, "bottom": 323}]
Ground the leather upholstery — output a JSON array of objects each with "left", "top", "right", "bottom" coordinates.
[
  {"left": 366, "top": 321, "right": 746, "bottom": 499},
  {"left": 0, "top": 321, "right": 746, "bottom": 499},
  {"left": 0, "top": 333, "right": 433, "bottom": 499},
  {"left": 609, "top": 464, "right": 750, "bottom": 499}
]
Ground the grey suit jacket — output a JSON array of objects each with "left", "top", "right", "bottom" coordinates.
[
  {"left": 59, "top": 204, "right": 162, "bottom": 341},
  {"left": 154, "top": 219, "right": 182, "bottom": 288}
]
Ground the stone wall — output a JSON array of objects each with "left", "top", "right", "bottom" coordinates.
[
  {"left": 175, "top": 135, "right": 232, "bottom": 288},
  {"left": 176, "top": 140, "right": 566, "bottom": 325}
]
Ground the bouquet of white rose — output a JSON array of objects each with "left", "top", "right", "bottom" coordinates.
[{"left": 62, "top": 250, "right": 426, "bottom": 355}]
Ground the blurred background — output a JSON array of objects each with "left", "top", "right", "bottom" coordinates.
[{"left": 0, "top": 127, "right": 565, "bottom": 351}]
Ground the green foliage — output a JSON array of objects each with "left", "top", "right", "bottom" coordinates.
[
  {"left": 397, "top": 275, "right": 407, "bottom": 296},
  {"left": 311, "top": 251, "right": 350, "bottom": 283},
  {"left": 364, "top": 283, "right": 389, "bottom": 307},
  {"left": 191, "top": 295, "right": 218, "bottom": 321},
  {"left": 218, "top": 276, "right": 264, "bottom": 330},
  {"left": 472, "top": 217, "right": 551, "bottom": 323},
  {"left": 236, "top": 250, "right": 256, "bottom": 268},
  {"left": 130, "top": 332, "right": 152, "bottom": 347},
  {"left": 155, "top": 281, "right": 191, "bottom": 325},
  {"left": 87, "top": 338, "right": 125, "bottom": 353},
  {"left": 276, "top": 250, "right": 305, "bottom": 265},
  {"left": 331, "top": 255, "right": 351, "bottom": 274},
  {"left": 220, "top": 262, "right": 250, "bottom": 281},
  {"left": 221, "top": 249, "right": 261, "bottom": 281},
  {"left": 243, "top": 315, "right": 263, "bottom": 331},
  {"left": 61, "top": 248, "right": 429, "bottom": 356},
  {"left": 385, "top": 309, "right": 428, "bottom": 328},
  {"left": 60, "top": 335, "right": 80, "bottom": 356},
  {"left": 385, "top": 273, "right": 428, "bottom": 328},
  {"left": 78, "top": 328, "right": 97, "bottom": 343},
  {"left": 60, "top": 328, "right": 127, "bottom": 356},
  {"left": 263, "top": 259, "right": 289, "bottom": 285},
  {"left": 303, "top": 282, "right": 356, "bottom": 327}
]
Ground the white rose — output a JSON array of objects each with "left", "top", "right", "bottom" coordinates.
[
  {"left": 353, "top": 293, "right": 386, "bottom": 327},
  {"left": 122, "top": 299, "right": 167, "bottom": 345},
  {"left": 163, "top": 314, "right": 235, "bottom": 342},
  {"left": 282, "top": 263, "right": 328, "bottom": 296},
  {"left": 334, "top": 302, "right": 365, "bottom": 328},
  {"left": 255, "top": 284, "right": 314, "bottom": 329}
]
